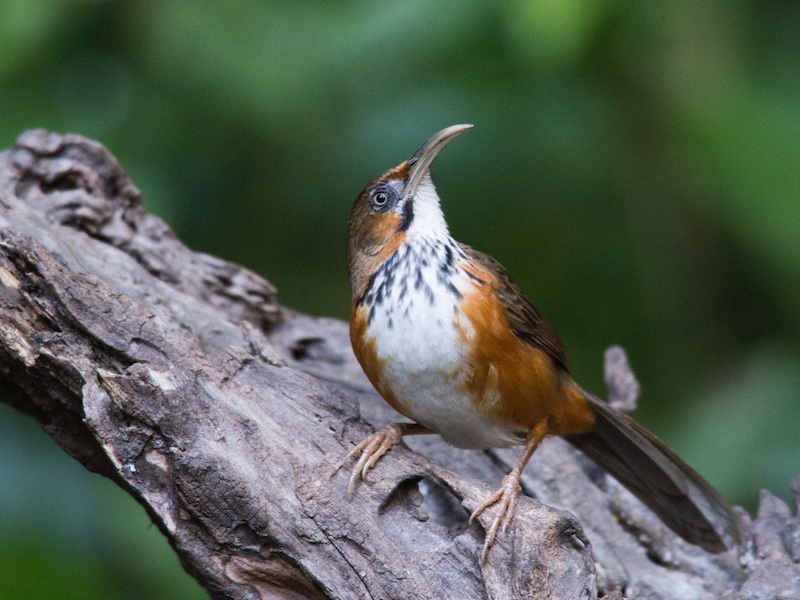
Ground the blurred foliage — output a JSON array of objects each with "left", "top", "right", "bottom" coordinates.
[
  {"left": 0, "top": 1, "right": 798, "bottom": 597},
  {"left": 0, "top": 404, "right": 206, "bottom": 600}
]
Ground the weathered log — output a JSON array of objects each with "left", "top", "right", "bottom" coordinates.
[{"left": 1, "top": 129, "right": 798, "bottom": 599}]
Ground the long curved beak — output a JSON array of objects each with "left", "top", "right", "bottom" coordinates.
[{"left": 404, "top": 124, "right": 473, "bottom": 198}]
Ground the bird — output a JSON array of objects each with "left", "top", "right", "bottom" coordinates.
[{"left": 345, "top": 124, "right": 742, "bottom": 560}]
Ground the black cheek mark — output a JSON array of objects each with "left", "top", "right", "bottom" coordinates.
[{"left": 397, "top": 200, "right": 414, "bottom": 232}]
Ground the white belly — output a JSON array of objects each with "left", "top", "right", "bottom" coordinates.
[{"left": 364, "top": 245, "right": 523, "bottom": 449}]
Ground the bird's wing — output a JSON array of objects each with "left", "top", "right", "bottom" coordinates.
[{"left": 461, "top": 244, "right": 571, "bottom": 373}]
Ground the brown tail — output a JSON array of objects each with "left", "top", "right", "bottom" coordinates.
[{"left": 566, "top": 389, "right": 743, "bottom": 553}]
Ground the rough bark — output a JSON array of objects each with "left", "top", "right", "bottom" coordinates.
[{"left": 0, "top": 129, "right": 798, "bottom": 600}]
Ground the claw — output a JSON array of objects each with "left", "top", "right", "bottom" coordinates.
[
  {"left": 346, "top": 424, "right": 405, "bottom": 499},
  {"left": 469, "top": 470, "right": 523, "bottom": 561}
]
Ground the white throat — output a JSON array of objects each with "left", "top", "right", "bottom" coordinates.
[{"left": 404, "top": 173, "right": 450, "bottom": 243}]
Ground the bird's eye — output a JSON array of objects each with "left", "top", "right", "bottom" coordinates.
[{"left": 370, "top": 189, "right": 392, "bottom": 211}]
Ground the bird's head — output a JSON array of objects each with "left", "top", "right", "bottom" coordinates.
[{"left": 347, "top": 124, "right": 472, "bottom": 299}]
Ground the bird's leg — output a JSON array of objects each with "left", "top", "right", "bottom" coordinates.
[
  {"left": 347, "top": 422, "right": 432, "bottom": 498},
  {"left": 469, "top": 419, "right": 548, "bottom": 561}
]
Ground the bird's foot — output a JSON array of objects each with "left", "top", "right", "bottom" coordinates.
[
  {"left": 346, "top": 423, "right": 406, "bottom": 498},
  {"left": 469, "top": 469, "right": 522, "bottom": 561}
]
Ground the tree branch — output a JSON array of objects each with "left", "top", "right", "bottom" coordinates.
[{"left": 1, "top": 129, "right": 797, "bottom": 599}]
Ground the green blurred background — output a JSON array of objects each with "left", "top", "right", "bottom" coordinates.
[{"left": 1, "top": 1, "right": 798, "bottom": 598}]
